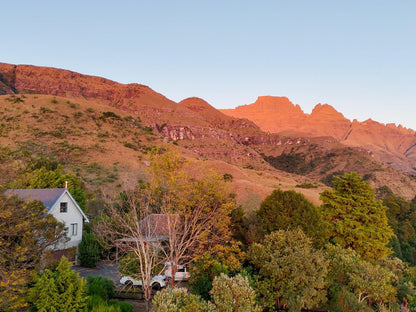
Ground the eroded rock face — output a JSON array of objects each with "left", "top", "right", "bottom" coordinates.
[
  {"left": 220, "top": 96, "right": 416, "bottom": 173},
  {"left": 221, "top": 96, "right": 307, "bottom": 133}
]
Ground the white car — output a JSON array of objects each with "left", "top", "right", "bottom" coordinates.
[
  {"left": 164, "top": 263, "right": 191, "bottom": 282},
  {"left": 120, "top": 275, "right": 166, "bottom": 290}
]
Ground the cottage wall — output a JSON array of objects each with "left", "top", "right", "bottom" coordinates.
[{"left": 49, "top": 192, "right": 84, "bottom": 249}]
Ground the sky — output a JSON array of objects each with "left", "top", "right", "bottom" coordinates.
[{"left": 2, "top": 1, "right": 416, "bottom": 130}]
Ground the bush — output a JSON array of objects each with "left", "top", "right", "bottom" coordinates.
[
  {"left": 189, "top": 255, "right": 228, "bottom": 300},
  {"left": 223, "top": 173, "right": 233, "bottom": 182},
  {"left": 87, "top": 276, "right": 115, "bottom": 300},
  {"left": 152, "top": 287, "right": 214, "bottom": 312},
  {"left": 28, "top": 257, "right": 88, "bottom": 311},
  {"left": 210, "top": 273, "right": 261, "bottom": 312}
]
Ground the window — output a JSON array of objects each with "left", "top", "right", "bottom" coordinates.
[
  {"left": 70, "top": 223, "right": 78, "bottom": 236},
  {"left": 60, "top": 202, "right": 68, "bottom": 213}
]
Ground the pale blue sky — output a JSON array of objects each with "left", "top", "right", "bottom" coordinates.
[{"left": 2, "top": 1, "right": 415, "bottom": 130}]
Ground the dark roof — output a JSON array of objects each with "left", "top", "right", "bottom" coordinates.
[
  {"left": 139, "top": 214, "right": 179, "bottom": 237},
  {"left": 5, "top": 188, "right": 67, "bottom": 211}
]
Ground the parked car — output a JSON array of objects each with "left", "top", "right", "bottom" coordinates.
[
  {"left": 119, "top": 275, "right": 166, "bottom": 290},
  {"left": 164, "top": 262, "right": 191, "bottom": 281}
]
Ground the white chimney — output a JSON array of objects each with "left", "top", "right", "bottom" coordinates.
[{"left": 65, "top": 181, "right": 68, "bottom": 189}]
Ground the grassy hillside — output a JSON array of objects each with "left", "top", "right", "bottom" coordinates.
[{"left": 1, "top": 93, "right": 415, "bottom": 216}]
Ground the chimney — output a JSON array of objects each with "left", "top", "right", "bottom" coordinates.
[{"left": 65, "top": 181, "right": 68, "bottom": 189}]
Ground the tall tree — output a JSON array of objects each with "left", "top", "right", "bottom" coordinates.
[
  {"left": 146, "top": 149, "right": 243, "bottom": 285},
  {"left": 383, "top": 194, "right": 416, "bottom": 264},
  {"left": 0, "top": 194, "right": 67, "bottom": 311},
  {"left": 249, "top": 229, "right": 328, "bottom": 312},
  {"left": 320, "top": 172, "right": 393, "bottom": 261},
  {"left": 256, "top": 189, "right": 327, "bottom": 246}
]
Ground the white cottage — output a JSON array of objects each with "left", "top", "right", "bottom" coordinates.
[{"left": 5, "top": 188, "right": 89, "bottom": 250}]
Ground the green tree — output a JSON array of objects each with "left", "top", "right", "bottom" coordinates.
[
  {"left": 249, "top": 229, "right": 328, "bottom": 312},
  {"left": 320, "top": 172, "right": 393, "bottom": 260},
  {"left": 0, "top": 194, "right": 67, "bottom": 311},
  {"left": 29, "top": 257, "right": 88, "bottom": 311},
  {"left": 210, "top": 273, "right": 261, "bottom": 312},
  {"left": 152, "top": 287, "right": 215, "bottom": 312},
  {"left": 11, "top": 158, "right": 86, "bottom": 210},
  {"left": 383, "top": 194, "right": 416, "bottom": 264},
  {"left": 78, "top": 232, "right": 102, "bottom": 268},
  {"left": 256, "top": 189, "right": 327, "bottom": 246},
  {"left": 189, "top": 254, "right": 229, "bottom": 300},
  {"left": 325, "top": 244, "right": 398, "bottom": 311}
]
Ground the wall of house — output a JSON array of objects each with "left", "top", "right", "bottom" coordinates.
[{"left": 49, "top": 192, "right": 84, "bottom": 249}]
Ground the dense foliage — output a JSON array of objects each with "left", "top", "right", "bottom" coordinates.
[
  {"left": 0, "top": 194, "right": 67, "bottom": 311},
  {"left": 11, "top": 157, "right": 87, "bottom": 210},
  {"left": 249, "top": 229, "right": 328, "bottom": 312},
  {"left": 383, "top": 193, "right": 416, "bottom": 265},
  {"left": 29, "top": 257, "right": 89, "bottom": 312},
  {"left": 320, "top": 172, "right": 393, "bottom": 260},
  {"left": 153, "top": 287, "right": 215, "bottom": 312},
  {"left": 256, "top": 189, "right": 327, "bottom": 246},
  {"left": 210, "top": 273, "right": 261, "bottom": 312},
  {"left": 78, "top": 230, "right": 102, "bottom": 268}
]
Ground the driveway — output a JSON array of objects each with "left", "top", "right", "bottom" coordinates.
[{"left": 72, "top": 260, "right": 121, "bottom": 285}]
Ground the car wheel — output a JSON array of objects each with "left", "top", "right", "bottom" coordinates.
[
  {"left": 125, "top": 280, "right": 133, "bottom": 287},
  {"left": 152, "top": 282, "right": 161, "bottom": 290}
]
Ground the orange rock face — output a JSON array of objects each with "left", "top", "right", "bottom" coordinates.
[{"left": 221, "top": 96, "right": 416, "bottom": 173}]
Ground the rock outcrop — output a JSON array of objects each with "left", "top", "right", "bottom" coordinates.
[{"left": 221, "top": 96, "right": 416, "bottom": 174}]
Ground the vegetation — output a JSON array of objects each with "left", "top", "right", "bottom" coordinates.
[
  {"left": 29, "top": 257, "right": 88, "bottom": 312},
  {"left": 1, "top": 92, "right": 416, "bottom": 310},
  {"left": 249, "top": 229, "right": 328, "bottom": 311},
  {"left": 255, "top": 189, "right": 327, "bottom": 246},
  {"left": 153, "top": 287, "right": 215, "bottom": 312},
  {"left": 210, "top": 273, "right": 261, "bottom": 312},
  {"left": 78, "top": 230, "right": 102, "bottom": 268},
  {"left": 320, "top": 172, "right": 393, "bottom": 260},
  {"left": 0, "top": 194, "right": 67, "bottom": 311}
]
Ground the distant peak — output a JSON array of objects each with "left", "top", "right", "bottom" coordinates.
[
  {"left": 310, "top": 103, "right": 346, "bottom": 120},
  {"left": 256, "top": 95, "right": 291, "bottom": 102},
  {"left": 179, "top": 97, "right": 214, "bottom": 112}
]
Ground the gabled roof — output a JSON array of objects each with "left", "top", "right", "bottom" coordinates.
[
  {"left": 139, "top": 214, "right": 179, "bottom": 237},
  {"left": 5, "top": 188, "right": 89, "bottom": 222}
]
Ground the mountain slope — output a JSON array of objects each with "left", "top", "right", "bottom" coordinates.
[
  {"left": 0, "top": 62, "right": 415, "bottom": 205},
  {"left": 221, "top": 96, "right": 416, "bottom": 174}
]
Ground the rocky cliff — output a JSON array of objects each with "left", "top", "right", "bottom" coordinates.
[{"left": 221, "top": 96, "right": 416, "bottom": 174}]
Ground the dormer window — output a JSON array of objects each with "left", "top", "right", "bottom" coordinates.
[{"left": 60, "top": 202, "right": 68, "bottom": 213}]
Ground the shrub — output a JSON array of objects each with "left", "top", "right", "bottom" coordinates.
[
  {"left": 210, "top": 273, "right": 261, "bottom": 312},
  {"left": 152, "top": 287, "right": 214, "bottom": 312},
  {"left": 87, "top": 276, "right": 115, "bottom": 300},
  {"left": 223, "top": 173, "right": 233, "bottom": 182},
  {"left": 28, "top": 257, "right": 88, "bottom": 311},
  {"left": 78, "top": 232, "right": 102, "bottom": 268}
]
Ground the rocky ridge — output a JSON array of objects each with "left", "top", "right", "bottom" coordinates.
[{"left": 221, "top": 96, "right": 416, "bottom": 174}]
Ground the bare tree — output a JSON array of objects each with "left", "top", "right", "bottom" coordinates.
[
  {"left": 96, "top": 186, "right": 164, "bottom": 311},
  {"left": 147, "top": 150, "right": 238, "bottom": 287}
]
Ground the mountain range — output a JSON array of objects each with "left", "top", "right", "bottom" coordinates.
[{"left": 1, "top": 62, "right": 415, "bottom": 209}]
